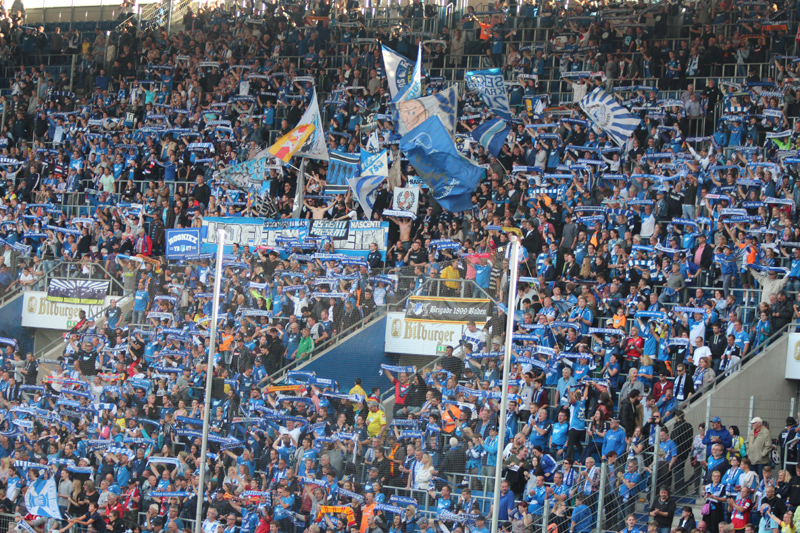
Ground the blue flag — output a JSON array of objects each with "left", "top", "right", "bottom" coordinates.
[
  {"left": 400, "top": 116, "right": 485, "bottom": 213},
  {"left": 349, "top": 149, "right": 388, "bottom": 219},
  {"left": 381, "top": 45, "right": 416, "bottom": 100},
  {"left": 465, "top": 68, "right": 512, "bottom": 121},
  {"left": 472, "top": 118, "right": 512, "bottom": 157},
  {"left": 327, "top": 149, "right": 360, "bottom": 194},
  {"left": 392, "top": 43, "right": 423, "bottom": 104},
  {"left": 24, "top": 476, "right": 62, "bottom": 519}
]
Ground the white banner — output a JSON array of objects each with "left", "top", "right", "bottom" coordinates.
[
  {"left": 385, "top": 311, "right": 464, "bottom": 356},
  {"left": 392, "top": 187, "right": 420, "bottom": 213},
  {"left": 786, "top": 333, "right": 800, "bottom": 379},
  {"left": 22, "top": 291, "right": 115, "bottom": 330}
]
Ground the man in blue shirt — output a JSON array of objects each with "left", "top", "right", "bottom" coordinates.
[
  {"left": 659, "top": 428, "right": 679, "bottom": 488},
  {"left": 532, "top": 446, "right": 558, "bottom": 482},
  {"left": 702, "top": 416, "right": 732, "bottom": 456},
  {"left": 488, "top": 480, "right": 515, "bottom": 522},
  {"left": 571, "top": 494, "right": 593, "bottom": 533},
  {"left": 602, "top": 418, "right": 628, "bottom": 460},
  {"left": 132, "top": 281, "right": 150, "bottom": 324},
  {"left": 525, "top": 474, "right": 547, "bottom": 515}
]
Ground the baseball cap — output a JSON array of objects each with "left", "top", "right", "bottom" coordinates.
[
  {"left": 750, "top": 417, "right": 762, "bottom": 424},
  {"left": 711, "top": 416, "right": 721, "bottom": 423}
]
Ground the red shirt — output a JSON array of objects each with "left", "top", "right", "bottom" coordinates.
[
  {"left": 391, "top": 378, "right": 411, "bottom": 405},
  {"left": 625, "top": 337, "right": 644, "bottom": 359},
  {"left": 731, "top": 497, "right": 751, "bottom": 529}
]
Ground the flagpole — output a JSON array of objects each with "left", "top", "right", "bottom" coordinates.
[
  {"left": 490, "top": 236, "right": 520, "bottom": 533},
  {"left": 292, "top": 159, "right": 306, "bottom": 218},
  {"left": 194, "top": 229, "right": 225, "bottom": 533}
]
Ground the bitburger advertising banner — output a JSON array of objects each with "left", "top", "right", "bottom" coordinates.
[
  {"left": 404, "top": 296, "right": 491, "bottom": 324},
  {"left": 385, "top": 312, "right": 463, "bottom": 356}
]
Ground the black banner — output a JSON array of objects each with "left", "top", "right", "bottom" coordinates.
[
  {"left": 309, "top": 220, "right": 350, "bottom": 240},
  {"left": 405, "top": 296, "right": 491, "bottom": 324}
]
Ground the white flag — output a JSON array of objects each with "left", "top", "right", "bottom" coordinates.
[{"left": 392, "top": 187, "right": 420, "bottom": 213}]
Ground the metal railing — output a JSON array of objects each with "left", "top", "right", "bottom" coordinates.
[{"left": 678, "top": 320, "right": 800, "bottom": 411}]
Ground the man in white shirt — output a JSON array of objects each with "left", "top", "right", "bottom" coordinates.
[{"left": 690, "top": 336, "right": 711, "bottom": 366}]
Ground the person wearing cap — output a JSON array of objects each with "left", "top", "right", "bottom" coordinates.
[
  {"left": 703, "top": 417, "right": 732, "bottom": 457},
  {"left": 748, "top": 264, "right": 790, "bottom": 306},
  {"left": 745, "top": 417, "right": 772, "bottom": 477},
  {"left": 471, "top": 514, "right": 490, "bottom": 533}
]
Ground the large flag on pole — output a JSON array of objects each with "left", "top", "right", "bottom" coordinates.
[
  {"left": 295, "top": 90, "right": 329, "bottom": 161},
  {"left": 472, "top": 118, "right": 512, "bottom": 158},
  {"left": 24, "top": 476, "right": 62, "bottom": 519},
  {"left": 579, "top": 88, "right": 641, "bottom": 146},
  {"left": 391, "top": 44, "right": 422, "bottom": 104},
  {"left": 399, "top": 116, "right": 485, "bottom": 213},
  {"left": 465, "top": 68, "right": 513, "bottom": 121},
  {"left": 396, "top": 86, "right": 458, "bottom": 136},
  {"left": 382, "top": 45, "right": 417, "bottom": 100},
  {"left": 348, "top": 149, "right": 388, "bottom": 219},
  {"left": 267, "top": 123, "right": 315, "bottom": 163}
]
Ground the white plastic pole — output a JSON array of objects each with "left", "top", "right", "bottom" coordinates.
[
  {"left": 490, "top": 236, "right": 520, "bottom": 533},
  {"left": 194, "top": 229, "right": 225, "bottom": 533}
]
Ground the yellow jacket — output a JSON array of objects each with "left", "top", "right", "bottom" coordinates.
[{"left": 441, "top": 265, "right": 460, "bottom": 289}]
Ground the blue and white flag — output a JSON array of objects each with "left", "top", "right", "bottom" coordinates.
[
  {"left": 400, "top": 116, "right": 486, "bottom": 213},
  {"left": 465, "top": 68, "right": 512, "bottom": 121},
  {"left": 579, "top": 88, "right": 641, "bottom": 146},
  {"left": 294, "top": 90, "right": 329, "bottom": 161},
  {"left": 392, "top": 43, "right": 423, "bottom": 104},
  {"left": 396, "top": 86, "right": 458, "bottom": 136},
  {"left": 472, "top": 118, "right": 512, "bottom": 157},
  {"left": 327, "top": 149, "right": 360, "bottom": 194},
  {"left": 348, "top": 149, "right": 388, "bottom": 219},
  {"left": 382, "top": 45, "right": 417, "bottom": 100},
  {"left": 24, "top": 476, "right": 62, "bottom": 519}
]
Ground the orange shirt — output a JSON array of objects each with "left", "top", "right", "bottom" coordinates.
[
  {"left": 478, "top": 22, "right": 492, "bottom": 40},
  {"left": 360, "top": 502, "right": 376, "bottom": 533}
]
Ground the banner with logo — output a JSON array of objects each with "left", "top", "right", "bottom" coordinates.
[
  {"left": 23, "top": 292, "right": 116, "bottom": 330},
  {"left": 392, "top": 187, "right": 420, "bottom": 213},
  {"left": 405, "top": 296, "right": 491, "bottom": 324},
  {"left": 201, "top": 218, "right": 388, "bottom": 259},
  {"left": 24, "top": 476, "right": 62, "bottom": 519},
  {"left": 47, "top": 279, "right": 110, "bottom": 305},
  {"left": 165, "top": 228, "right": 201, "bottom": 258},
  {"left": 385, "top": 311, "right": 464, "bottom": 356}
]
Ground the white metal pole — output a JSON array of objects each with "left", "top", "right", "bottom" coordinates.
[
  {"left": 490, "top": 236, "right": 520, "bottom": 533},
  {"left": 194, "top": 228, "right": 225, "bottom": 533}
]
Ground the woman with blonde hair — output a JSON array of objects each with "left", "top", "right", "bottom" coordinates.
[
  {"left": 0, "top": 457, "right": 11, "bottom": 483},
  {"left": 692, "top": 356, "right": 716, "bottom": 390},
  {"left": 407, "top": 453, "right": 436, "bottom": 491}
]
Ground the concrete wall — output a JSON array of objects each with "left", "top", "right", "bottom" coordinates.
[
  {"left": 670, "top": 334, "right": 800, "bottom": 487},
  {"left": 300, "top": 315, "right": 391, "bottom": 395},
  {"left": 0, "top": 294, "right": 33, "bottom": 355},
  {"left": 679, "top": 335, "right": 799, "bottom": 433}
]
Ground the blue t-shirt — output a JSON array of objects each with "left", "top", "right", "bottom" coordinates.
[
  {"left": 134, "top": 289, "right": 150, "bottom": 312},
  {"left": 569, "top": 399, "right": 586, "bottom": 431},
  {"left": 551, "top": 422, "right": 568, "bottom": 446}
]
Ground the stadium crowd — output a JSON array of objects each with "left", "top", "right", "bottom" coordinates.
[{"left": 0, "top": 0, "right": 798, "bottom": 531}]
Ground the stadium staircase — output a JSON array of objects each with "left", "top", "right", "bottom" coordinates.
[
  {"left": 271, "top": 278, "right": 502, "bottom": 397},
  {"left": 32, "top": 293, "right": 134, "bottom": 381}
]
